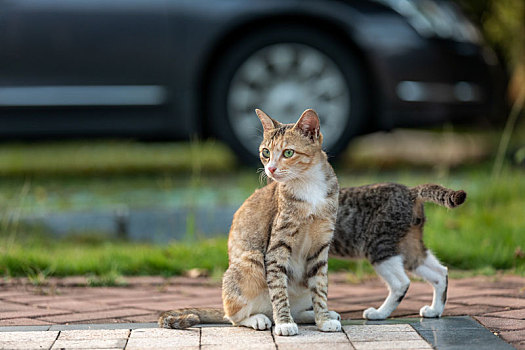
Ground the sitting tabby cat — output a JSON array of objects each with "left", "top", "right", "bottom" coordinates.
[
  {"left": 159, "top": 109, "right": 341, "bottom": 336},
  {"left": 330, "top": 183, "right": 466, "bottom": 320}
]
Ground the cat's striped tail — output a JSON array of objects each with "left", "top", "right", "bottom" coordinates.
[
  {"left": 411, "top": 184, "right": 466, "bottom": 209},
  {"left": 158, "top": 308, "right": 227, "bottom": 329}
]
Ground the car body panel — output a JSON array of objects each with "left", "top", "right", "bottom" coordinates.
[{"left": 0, "top": 0, "right": 504, "bottom": 141}]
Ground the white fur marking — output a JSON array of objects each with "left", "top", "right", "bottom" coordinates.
[
  {"left": 318, "top": 319, "right": 342, "bottom": 332},
  {"left": 286, "top": 163, "right": 328, "bottom": 213},
  {"left": 239, "top": 314, "right": 272, "bottom": 330},
  {"left": 274, "top": 322, "right": 299, "bottom": 336},
  {"left": 413, "top": 251, "right": 447, "bottom": 318},
  {"left": 364, "top": 255, "right": 410, "bottom": 320}
]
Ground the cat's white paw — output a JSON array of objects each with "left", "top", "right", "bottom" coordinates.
[
  {"left": 318, "top": 319, "right": 341, "bottom": 332},
  {"left": 239, "top": 314, "right": 272, "bottom": 330},
  {"left": 419, "top": 305, "right": 442, "bottom": 318},
  {"left": 274, "top": 322, "right": 299, "bottom": 336},
  {"left": 328, "top": 310, "right": 341, "bottom": 321},
  {"left": 363, "top": 307, "right": 388, "bottom": 320}
]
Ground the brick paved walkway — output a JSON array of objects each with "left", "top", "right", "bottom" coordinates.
[{"left": 1, "top": 274, "right": 524, "bottom": 348}]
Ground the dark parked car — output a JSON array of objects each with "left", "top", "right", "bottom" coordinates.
[{"left": 0, "top": 0, "right": 504, "bottom": 162}]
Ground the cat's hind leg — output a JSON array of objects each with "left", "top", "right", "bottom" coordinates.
[
  {"left": 412, "top": 250, "right": 448, "bottom": 318},
  {"left": 223, "top": 252, "right": 273, "bottom": 330},
  {"left": 364, "top": 255, "right": 410, "bottom": 320}
]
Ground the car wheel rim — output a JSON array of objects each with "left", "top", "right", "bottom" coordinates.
[{"left": 227, "top": 43, "right": 351, "bottom": 155}]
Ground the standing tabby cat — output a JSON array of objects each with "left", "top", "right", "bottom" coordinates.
[
  {"left": 159, "top": 109, "right": 341, "bottom": 336},
  {"left": 330, "top": 183, "right": 466, "bottom": 320}
]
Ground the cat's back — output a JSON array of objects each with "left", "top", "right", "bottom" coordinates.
[
  {"left": 332, "top": 183, "right": 415, "bottom": 258},
  {"left": 339, "top": 182, "right": 415, "bottom": 210}
]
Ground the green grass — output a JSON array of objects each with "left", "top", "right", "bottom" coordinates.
[
  {"left": 0, "top": 131, "right": 524, "bottom": 280},
  {"left": 0, "top": 139, "right": 236, "bottom": 176},
  {"left": 0, "top": 233, "right": 230, "bottom": 278},
  {"left": 1, "top": 165, "right": 524, "bottom": 279}
]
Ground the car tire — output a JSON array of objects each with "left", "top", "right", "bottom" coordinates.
[{"left": 207, "top": 24, "right": 368, "bottom": 165}]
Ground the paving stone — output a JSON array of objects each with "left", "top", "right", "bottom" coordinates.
[
  {"left": 1, "top": 274, "right": 524, "bottom": 347},
  {"left": 49, "top": 323, "right": 155, "bottom": 331},
  {"left": 411, "top": 316, "right": 485, "bottom": 331},
  {"left": 121, "top": 314, "right": 158, "bottom": 323},
  {"left": 351, "top": 340, "right": 432, "bottom": 349},
  {"left": 443, "top": 304, "right": 505, "bottom": 316},
  {"left": 126, "top": 328, "right": 200, "bottom": 350},
  {"left": 38, "top": 308, "right": 150, "bottom": 323},
  {"left": 273, "top": 325, "right": 349, "bottom": 346},
  {"left": 0, "top": 330, "right": 58, "bottom": 341},
  {"left": 418, "top": 328, "right": 514, "bottom": 350},
  {"left": 345, "top": 324, "right": 414, "bottom": 332},
  {"left": 348, "top": 330, "right": 422, "bottom": 342},
  {"left": 128, "top": 333, "right": 200, "bottom": 350},
  {"left": 277, "top": 343, "right": 353, "bottom": 350},
  {"left": 0, "top": 301, "right": 36, "bottom": 312},
  {"left": 459, "top": 296, "right": 525, "bottom": 308},
  {"left": 2, "top": 294, "right": 58, "bottom": 304},
  {"left": 129, "top": 327, "right": 200, "bottom": 340},
  {"left": 499, "top": 330, "right": 525, "bottom": 343},
  {"left": 0, "top": 318, "right": 54, "bottom": 326},
  {"left": 344, "top": 324, "right": 422, "bottom": 342},
  {"left": 510, "top": 340, "right": 525, "bottom": 350},
  {"left": 475, "top": 316, "right": 525, "bottom": 331},
  {"left": 34, "top": 300, "right": 119, "bottom": 312},
  {"left": 58, "top": 329, "right": 130, "bottom": 340},
  {"left": 0, "top": 340, "right": 55, "bottom": 349},
  {"left": 485, "top": 308, "right": 525, "bottom": 319},
  {"left": 201, "top": 326, "right": 275, "bottom": 349},
  {"left": 52, "top": 338, "right": 127, "bottom": 349},
  {"left": 446, "top": 288, "right": 519, "bottom": 299},
  {"left": 0, "top": 308, "right": 69, "bottom": 320},
  {"left": 324, "top": 304, "right": 370, "bottom": 313}
]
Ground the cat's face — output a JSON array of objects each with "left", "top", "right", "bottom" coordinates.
[{"left": 256, "top": 109, "right": 323, "bottom": 183}]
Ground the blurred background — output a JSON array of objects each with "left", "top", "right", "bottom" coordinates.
[{"left": 0, "top": 0, "right": 523, "bottom": 284}]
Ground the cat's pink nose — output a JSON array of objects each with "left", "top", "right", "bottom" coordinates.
[{"left": 268, "top": 166, "right": 277, "bottom": 174}]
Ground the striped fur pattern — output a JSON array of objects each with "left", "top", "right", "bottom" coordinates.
[
  {"left": 159, "top": 109, "right": 341, "bottom": 336},
  {"left": 330, "top": 182, "right": 466, "bottom": 320},
  {"left": 158, "top": 308, "right": 227, "bottom": 328},
  {"left": 222, "top": 109, "right": 341, "bottom": 336}
]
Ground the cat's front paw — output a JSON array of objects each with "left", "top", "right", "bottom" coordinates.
[
  {"left": 419, "top": 305, "right": 441, "bottom": 318},
  {"left": 328, "top": 310, "right": 341, "bottom": 321},
  {"left": 363, "top": 307, "right": 387, "bottom": 320},
  {"left": 318, "top": 319, "right": 341, "bottom": 332},
  {"left": 274, "top": 322, "right": 299, "bottom": 336},
  {"left": 239, "top": 314, "right": 272, "bottom": 330}
]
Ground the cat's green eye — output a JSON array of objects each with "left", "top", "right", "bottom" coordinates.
[
  {"left": 261, "top": 148, "right": 270, "bottom": 159},
  {"left": 283, "top": 149, "right": 294, "bottom": 158}
]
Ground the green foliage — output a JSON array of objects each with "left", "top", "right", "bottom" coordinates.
[
  {"left": 1, "top": 166, "right": 524, "bottom": 279},
  {"left": 424, "top": 169, "right": 525, "bottom": 271},
  {"left": 456, "top": 0, "right": 524, "bottom": 68},
  {"left": 0, "top": 233, "right": 229, "bottom": 278},
  {"left": 0, "top": 140, "right": 236, "bottom": 176}
]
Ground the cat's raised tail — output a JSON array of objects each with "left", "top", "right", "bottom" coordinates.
[
  {"left": 158, "top": 308, "right": 227, "bottom": 329},
  {"left": 412, "top": 184, "right": 467, "bottom": 209}
]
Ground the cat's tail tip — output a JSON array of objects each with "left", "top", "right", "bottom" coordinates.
[
  {"left": 413, "top": 184, "right": 467, "bottom": 209},
  {"left": 450, "top": 190, "right": 467, "bottom": 208},
  {"left": 158, "top": 312, "right": 200, "bottom": 329}
]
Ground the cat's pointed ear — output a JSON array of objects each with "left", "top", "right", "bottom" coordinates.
[
  {"left": 294, "top": 109, "right": 322, "bottom": 143},
  {"left": 255, "top": 109, "right": 280, "bottom": 131}
]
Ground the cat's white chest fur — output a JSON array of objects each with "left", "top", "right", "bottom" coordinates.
[{"left": 287, "top": 163, "right": 328, "bottom": 214}]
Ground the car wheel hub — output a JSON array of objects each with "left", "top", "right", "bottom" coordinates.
[{"left": 227, "top": 43, "right": 350, "bottom": 155}]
